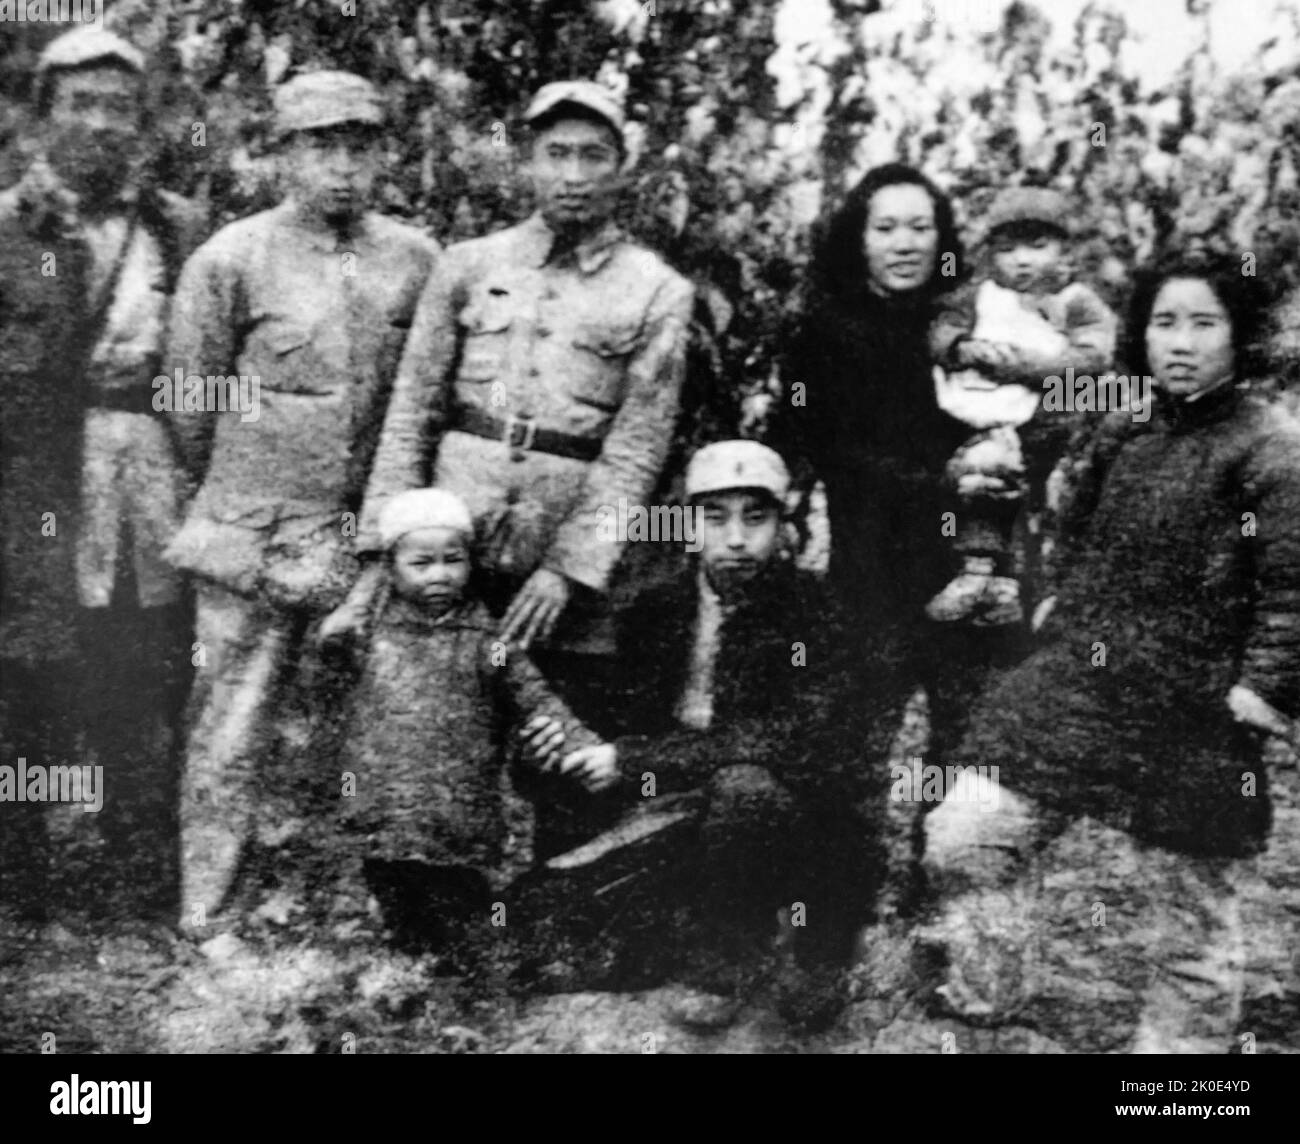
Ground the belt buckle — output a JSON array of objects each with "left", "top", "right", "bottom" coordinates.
[{"left": 504, "top": 415, "right": 537, "bottom": 453}]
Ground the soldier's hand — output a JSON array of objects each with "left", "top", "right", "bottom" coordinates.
[
  {"left": 558, "top": 744, "right": 620, "bottom": 793},
  {"left": 501, "top": 568, "right": 572, "bottom": 649},
  {"left": 520, "top": 715, "right": 567, "bottom": 770}
]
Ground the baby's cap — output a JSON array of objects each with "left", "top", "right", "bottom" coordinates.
[
  {"left": 377, "top": 488, "right": 475, "bottom": 549},
  {"left": 985, "top": 186, "right": 1072, "bottom": 237}
]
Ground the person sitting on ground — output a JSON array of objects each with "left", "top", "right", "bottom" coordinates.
[
  {"left": 927, "top": 186, "right": 1117, "bottom": 626},
  {"left": 523, "top": 440, "right": 904, "bottom": 1030},
  {"left": 323, "top": 487, "right": 616, "bottom": 961}
]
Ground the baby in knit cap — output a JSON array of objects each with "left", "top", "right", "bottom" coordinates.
[
  {"left": 332, "top": 487, "right": 613, "bottom": 956},
  {"left": 927, "top": 186, "right": 1118, "bottom": 626}
]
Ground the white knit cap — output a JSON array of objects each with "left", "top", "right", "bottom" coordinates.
[
  {"left": 684, "top": 440, "right": 791, "bottom": 502},
  {"left": 377, "top": 488, "right": 475, "bottom": 549}
]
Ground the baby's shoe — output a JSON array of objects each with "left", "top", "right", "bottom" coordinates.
[{"left": 974, "top": 574, "right": 1023, "bottom": 628}]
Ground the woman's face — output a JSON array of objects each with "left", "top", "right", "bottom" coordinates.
[
  {"left": 1145, "top": 277, "right": 1236, "bottom": 398},
  {"left": 862, "top": 183, "right": 940, "bottom": 296}
]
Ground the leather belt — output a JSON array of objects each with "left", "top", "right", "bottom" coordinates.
[
  {"left": 89, "top": 387, "right": 163, "bottom": 415},
  {"left": 457, "top": 407, "right": 602, "bottom": 462}
]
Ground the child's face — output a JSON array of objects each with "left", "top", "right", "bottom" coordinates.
[
  {"left": 990, "top": 227, "right": 1066, "bottom": 293},
  {"left": 391, "top": 526, "right": 472, "bottom": 613},
  {"left": 696, "top": 490, "right": 782, "bottom": 595}
]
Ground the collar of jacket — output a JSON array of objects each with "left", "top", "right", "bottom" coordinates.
[
  {"left": 1153, "top": 377, "right": 1240, "bottom": 433},
  {"left": 280, "top": 199, "right": 377, "bottom": 252},
  {"left": 518, "top": 210, "right": 623, "bottom": 275},
  {"left": 10, "top": 158, "right": 140, "bottom": 234}
]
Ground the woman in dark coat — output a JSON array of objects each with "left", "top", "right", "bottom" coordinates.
[
  {"left": 775, "top": 165, "right": 1023, "bottom": 914},
  {"left": 922, "top": 250, "right": 1300, "bottom": 1050}
]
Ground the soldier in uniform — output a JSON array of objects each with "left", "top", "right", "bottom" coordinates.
[
  {"left": 333, "top": 81, "right": 695, "bottom": 754},
  {"left": 164, "top": 71, "right": 438, "bottom": 933},
  {"left": 0, "top": 27, "right": 203, "bottom": 922}
]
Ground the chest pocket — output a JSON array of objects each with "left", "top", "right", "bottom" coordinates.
[
  {"left": 458, "top": 290, "right": 515, "bottom": 383},
  {"left": 570, "top": 319, "right": 643, "bottom": 409},
  {"left": 254, "top": 318, "right": 335, "bottom": 396}
]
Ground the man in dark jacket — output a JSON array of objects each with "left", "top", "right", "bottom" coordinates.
[
  {"left": 0, "top": 27, "right": 204, "bottom": 922},
  {"left": 580, "top": 441, "right": 905, "bottom": 1028}
]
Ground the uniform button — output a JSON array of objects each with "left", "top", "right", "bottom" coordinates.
[
  {"left": 509, "top": 450, "right": 526, "bottom": 464},
  {"left": 528, "top": 367, "right": 540, "bottom": 377},
  {"left": 537, "top": 326, "right": 551, "bottom": 338},
  {"left": 506, "top": 486, "right": 521, "bottom": 503}
]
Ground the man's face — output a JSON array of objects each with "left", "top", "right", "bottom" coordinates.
[
  {"left": 697, "top": 490, "right": 782, "bottom": 596},
  {"left": 45, "top": 65, "right": 140, "bottom": 196},
  {"left": 281, "top": 123, "right": 380, "bottom": 226},
  {"left": 528, "top": 115, "right": 622, "bottom": 234},
  {"left": 990, "top": 226, "right": 1066, "bottom": 293},
  {"left": 391, "top": 527, "right": 472, "bottom": 615},
  {"left": 1144, "top": 276, "right": 1235, "bottom": 399}
]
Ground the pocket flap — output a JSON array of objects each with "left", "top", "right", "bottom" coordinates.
[{"left": 573, "top": 320, "right": 643, "bottom": 357}]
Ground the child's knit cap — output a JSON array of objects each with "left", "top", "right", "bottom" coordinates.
[
  {"left": 377, "top": 488, "right": 474, "bottom": 549},
  {"left": 985, "top": 187, "right": 1072, "bottom": 237}
]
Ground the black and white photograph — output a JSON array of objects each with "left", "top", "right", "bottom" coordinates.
[{"left": 1, "top": 0, "right": 1298, "bottom": 1087}]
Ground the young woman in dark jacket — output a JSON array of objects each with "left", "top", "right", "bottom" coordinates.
[{"left": 921, "top": 250, "right": 1300, "bottom": 1050}]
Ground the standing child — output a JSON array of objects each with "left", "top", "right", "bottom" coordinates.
[
  {"left": 927, "top": 186, "right": 1118, "bottom": 625},
  {"left": 329, "top": 487, "right": 616, "bottom": 955}
]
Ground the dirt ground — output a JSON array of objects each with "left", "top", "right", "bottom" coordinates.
[{"left": 4, "top": 693, "right": 1297, "bottom": 1055}]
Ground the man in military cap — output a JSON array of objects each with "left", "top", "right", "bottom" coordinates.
[
  {"left": 0, "top": 26, "right": 204, "bottom": 922},
  {"left": 164, "top": 70, "right": 438, "bottom": 932},
  {"left": 521, "top": 440, "right": 900, "bottom": 1029},
  {"left": 337, "top": 81, "right": 694, "bottom": 709}
]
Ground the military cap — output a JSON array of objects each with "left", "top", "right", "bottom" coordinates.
[
  {"left": 377, "top": 488, "right": 475, "bottom": 549},
  {"left": 36, "top": 26, "right": 144, "bottom": 76},
  {"left": 524, "top": 80, "right": 625, "bottom": 138},
  {"left": 273, "top": 70, "right": 384, "bottom": 138},
  {"left": 985, "top": 187, "right": 1072, "bottom": 237},
  {"left": 685, "top": 440, "right": 791, "bottom": 503}
]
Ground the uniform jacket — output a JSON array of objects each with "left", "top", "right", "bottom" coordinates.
[
  {"left": 957, "top": 384, "right": 1300, "bottom": 854},
  {"left": 607, "top": 559, "right": 904, "bottom": 812},
  {"left": 164, "top": 202, "right": 438, "bottom": 612},
  {"left": 338, "top": 592, "right": 600, "bottom": 870},
  {"left": 358, "top": 212, "right": 695, "bottom": 602},
  {"left": 0, "top": 170, "right": 203, "bottom": 661}
]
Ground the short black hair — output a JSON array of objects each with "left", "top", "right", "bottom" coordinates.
[
  {"left": 528, "top": 103, "right": 624, "bottom": 158},
  {"left": 1124, "top": 248, "right": 1272, "bottom": 380}
]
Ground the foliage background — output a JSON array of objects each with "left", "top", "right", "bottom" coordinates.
[{"left": 3, "top": 0, "right": 1300, "bottom": 423}]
